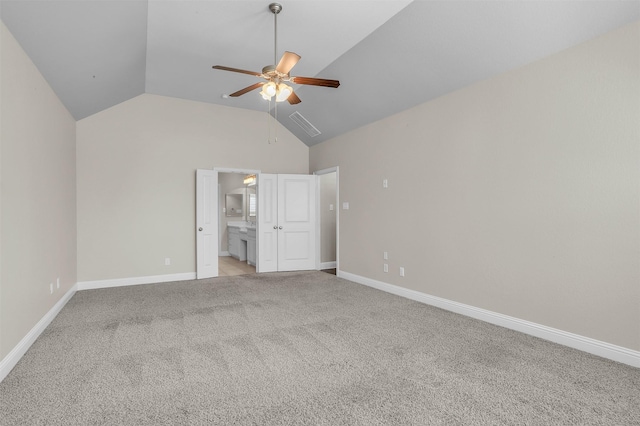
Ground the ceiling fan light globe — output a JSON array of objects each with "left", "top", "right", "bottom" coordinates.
[
  {"left": 275, "top": 83, "right": 292, "bottom": 102},
  {"left": 263, "top": 82, "right": 277, "bottom": 97},
  {"left": 259, "top": 81, "right": 276, "bottom": 100}
]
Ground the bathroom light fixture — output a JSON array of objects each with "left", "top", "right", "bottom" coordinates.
[{"left": 243, "top": 174, "right": 256, "bottom": 185}]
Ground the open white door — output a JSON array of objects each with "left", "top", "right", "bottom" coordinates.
[
  {"left": 196, "top": 169, "right": 218, "bottom": 279},
  {"left": 277, "top": 174, "right": 317, "bottom": 271},
  {"left": 258, "top": 173, "right": 278, "bottom": 273}
]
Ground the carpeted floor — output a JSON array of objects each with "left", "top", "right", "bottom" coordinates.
[{"left": 1, "top": 271, "right": 638, "bottom": 425}]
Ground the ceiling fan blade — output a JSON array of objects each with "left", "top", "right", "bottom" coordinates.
[
  {"left": 287, "top": 90, "right": 301, "bottom": 105},
  {"left": 276, "top": 51, "right": 301, "bottom": 75},
  {"left": 290, "top": 76, "right": 340, "bottom": 88},
  {"left": 212, "top": 65, "right": 262, "bottom": 77},
  {"left": 229, "top": 82, "right": 264, "bottom": 97}
]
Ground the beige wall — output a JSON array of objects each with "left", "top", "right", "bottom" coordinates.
[
  {"left": 310, "top": 22, "right": 640, "bottom": 351},
  {"left": 0, "top": 23, "right": 77, "bottom": 359},
  {"left": 76, "top": 94, "right": 308, "bottom": 282}
]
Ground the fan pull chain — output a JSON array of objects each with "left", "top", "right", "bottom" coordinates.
[
  {"left": 274, "top": 101, "right": 278, "bottom": 143},
  {"left": 267, "top": 99, "right": 272, "bottom": 144}
]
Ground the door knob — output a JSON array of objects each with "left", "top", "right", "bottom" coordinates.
[
  {"left": 278, "top": 226, "right": 283, "bottom": 230},
  {"left": 273, "top": 226, "right": 278, "bottom": 229},
  {"left": 198, "top": 227, "right": 203, "bottom": 231}
]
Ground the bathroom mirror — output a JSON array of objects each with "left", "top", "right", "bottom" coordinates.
[{"left": 225, "top": 194, "right": 243, "bottom": 217}]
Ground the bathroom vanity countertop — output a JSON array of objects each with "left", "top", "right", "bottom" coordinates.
[{"left": 227, "top": 221, "right": 256, "bottom": 231}]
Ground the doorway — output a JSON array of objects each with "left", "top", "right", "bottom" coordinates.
[
  {"left": 315, "top": 167, "right": 339, "bottom": 274},
  {"left": 217, "top": 168, "right": 260, "bottom": 277}
]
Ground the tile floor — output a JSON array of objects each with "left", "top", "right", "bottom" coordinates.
[{"left": 218, "top": 256, "right": 256, "bottom": 277}]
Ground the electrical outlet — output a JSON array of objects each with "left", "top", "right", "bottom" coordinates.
[
  {"left": 383, "top": 251, "right": 388, "bottom": 260},
  {"left": 383, "top": 179, "right": 388, "bottom": 188},
  {"left": 329, "top": 204, "right": 334, "bottom": 211},
  {"left": 165, "top": 258, "right": 171, "bottom": 266},
  {"left": 342, "top": 202, "right": 349, "bottom": 210},
  {"left": 383, "top": 264, "right": 388, "bottom": 273},
  {"left": 400, "top": 267, "right": 405, "bottom": 277}
]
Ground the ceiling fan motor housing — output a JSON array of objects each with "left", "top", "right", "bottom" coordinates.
[
  {"left": 269, "top": 3, "right": 282, "bottom": 14},
  {"left": 261, "top": 65, "right": 291, "bottom": 83}
]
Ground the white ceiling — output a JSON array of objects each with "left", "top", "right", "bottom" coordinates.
[{"left": 2, "top": 1, "right": 639, "bottom": 146}]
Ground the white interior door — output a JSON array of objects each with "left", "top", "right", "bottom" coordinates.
[
  {"left": 258, "top": 173, "right": 278, "bottom": 273},
  {"left": 258, "top": 173, "right": 317, "bottom": 272},
  {"left": 196, "top": 169, "right": 218, "bottom": 279},
  {"left": 277, "top": 174, "right": 317, "bottom": 271}
]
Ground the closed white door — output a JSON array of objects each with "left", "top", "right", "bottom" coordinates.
[
  {"left": 257, "top": 173, "right": 317, "bottom": 272},
  {"left": 196, "top": 169, "right": 218, "bottom": 279},
  {"left": 277, "top": 174, "right": 317, "bottom": 271},
  {"left": 258, "top": 173, "right": 278, "bottom": 273}
]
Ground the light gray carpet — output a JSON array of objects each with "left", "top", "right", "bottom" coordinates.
[{"left": 1, "top": 271, "right": 638, "bottom": 425}]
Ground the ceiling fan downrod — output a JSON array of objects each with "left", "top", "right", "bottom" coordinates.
[
  {"left": 269, "top": 3, "right": 282, "bottom": 67},
  {"left": 268, "top": 3, "right": 282, "bottom": 144}
]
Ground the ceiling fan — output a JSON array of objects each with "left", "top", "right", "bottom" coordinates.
[{"left": 212, "top": 2, "right": 340, "bottom": 105}]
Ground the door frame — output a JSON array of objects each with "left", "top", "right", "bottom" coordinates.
[{"left": 314, "top": 166, "right": 339, "bottom": 274}]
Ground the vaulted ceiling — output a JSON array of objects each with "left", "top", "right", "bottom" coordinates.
[{"left": 2, "top": 1, "right": 638, "bottom": 146}]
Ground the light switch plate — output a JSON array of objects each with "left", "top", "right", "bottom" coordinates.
[{"left": 343, "top": 202, "right": 349, "bottom": 210}]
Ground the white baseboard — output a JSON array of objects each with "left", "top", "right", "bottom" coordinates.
[
  {"left": 220, "top": 251, "right": 230, "bottom": 257},
  {"left": 77, "top": 272, "right": 196, "bottom": 291},
  {"left": 338, "top": 270, "right": 640, "bottom": 368},
  {"left": 0, "top": 283, "right": 78, "bottom": 383},
  {"left": 320, "top": 261, "right": 337, "bottom": 270}
]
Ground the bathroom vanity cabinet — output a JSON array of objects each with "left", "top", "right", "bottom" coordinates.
[
  {"left": 247, "top": 228, "right": 256, "bottom": 266},
  {"left": 227, "top": 222, "right": 256, "bottom": 265},
  {"left": 227, "top": 226, "right": 244, "bottom": 261}
]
